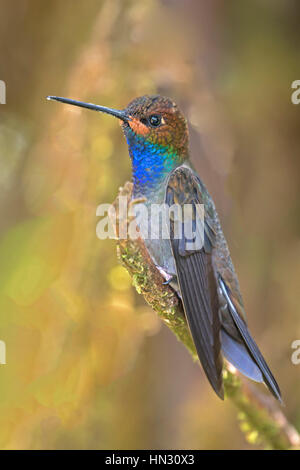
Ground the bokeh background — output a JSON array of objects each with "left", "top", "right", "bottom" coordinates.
[{"left": 0, "top": 0, "right": 299, "bottom": 450}]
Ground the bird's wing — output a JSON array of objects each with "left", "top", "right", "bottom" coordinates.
[
  {"left": 165, "top": 165, "right": 224, "bottom": 399},
  {"left": 193, "top": 175, "right": 282, "bottom": 402}
]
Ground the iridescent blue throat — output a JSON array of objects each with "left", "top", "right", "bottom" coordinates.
[{"left": 126, "top": 133, "right": 182, "bottom": 198}]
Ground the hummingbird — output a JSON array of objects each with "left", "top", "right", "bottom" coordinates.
[{"left": 47, "top": 94, "right": 282, "bottom": 402}]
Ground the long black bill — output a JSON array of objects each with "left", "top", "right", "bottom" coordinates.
[{"left": 46, "top": 96, "right": 130, "bottom": 122}]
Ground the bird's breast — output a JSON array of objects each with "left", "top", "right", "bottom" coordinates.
[{"left": 132, "top": 196, "right": 177, "bottom": 277}]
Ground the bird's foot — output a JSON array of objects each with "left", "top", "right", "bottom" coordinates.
[
  {"left": 128, "top": 196, "right": 147, "bottom": 221},
  {"left": 154, "top": 265, "right": 176, "bottom": 286},
  {"left": 163, "top": 276, "right": 177, "bottom": 285},
  {"left": 129, "top": 196, "right": 147, "bottom": 208}
]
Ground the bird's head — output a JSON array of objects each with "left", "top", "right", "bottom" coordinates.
[
  {"left": 47, "top": 94, "right": 189, "bottom": 158},
  {"left": 122, "top": 95, "right": 189, "bottom": 156}
]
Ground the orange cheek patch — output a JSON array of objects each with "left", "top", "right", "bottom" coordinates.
[{"left": 128, "top": 117, "right": 150, "bottom": 136}]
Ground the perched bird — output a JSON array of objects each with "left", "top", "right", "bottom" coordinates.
[{"left": 47, "top": 94, "right": 282, "bottom": 402}]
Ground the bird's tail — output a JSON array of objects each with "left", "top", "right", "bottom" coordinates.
[{"left": 219, "top": 276, "right": 282, "bottom": 403}]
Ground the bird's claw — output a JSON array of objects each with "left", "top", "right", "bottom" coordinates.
[{"left": 162, "top": 276, "right": 176, "bottom": 285}]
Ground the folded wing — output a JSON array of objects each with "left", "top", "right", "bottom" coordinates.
[{"left": 165, "top": 166, "right": 224, "bottom": 398}]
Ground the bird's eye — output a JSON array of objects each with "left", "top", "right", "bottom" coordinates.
[{"left": 149, "top": 114, "right": 162, "bottom": 127}]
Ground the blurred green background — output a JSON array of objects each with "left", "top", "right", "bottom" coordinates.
[{"left": 0, "top": 0, "right": 299, "bottom": 449}]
